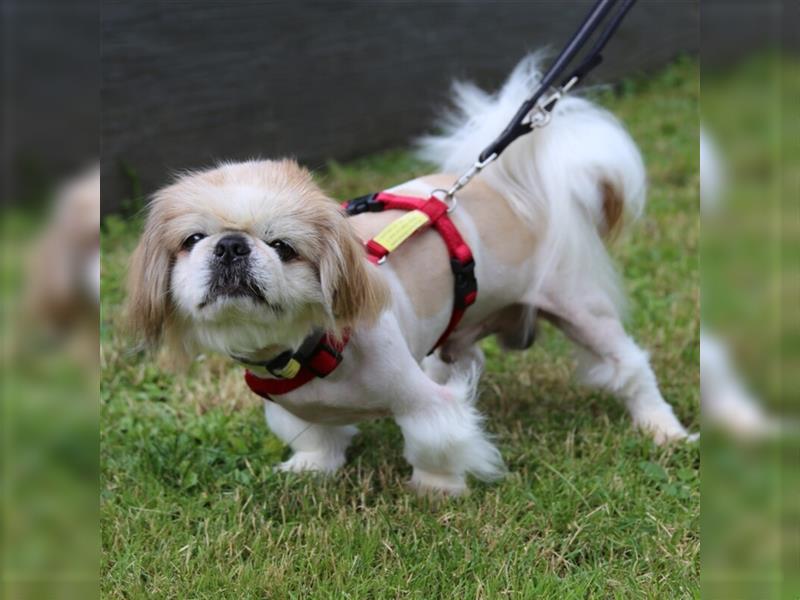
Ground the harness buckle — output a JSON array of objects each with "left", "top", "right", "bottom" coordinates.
[
  {"left": 305, "top": 341, "right": 345, "bottom": 378},
  {"left": 450, "top": 258, "right": 478, "bottom": 308},
  {"left": 344, "top": 193, "right": 384, "bottom": 216}
]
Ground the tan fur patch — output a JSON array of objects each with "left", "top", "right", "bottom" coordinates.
[
  {"left": 348, "top": 210, "right": 451, "bottom": 319},
  {"left": 419, "top": 174, "right": 539, "bottom": 267},
  {"left": 601, "top": 180, "right": 624, "bottom": 239},
  {"left": 347, "top": 174, "right": 540, "bottom": 320}
]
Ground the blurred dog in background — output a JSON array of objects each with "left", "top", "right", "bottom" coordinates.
[{"left": 25, "top": 164, "right": 100, "bottom": 373}]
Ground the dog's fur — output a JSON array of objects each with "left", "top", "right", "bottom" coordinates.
[
  {"left": 127, "top": 57, "right": 691, "bottom": 495},
  {"left": 26, "top": 164, "right": 100, "bottom": 371}
]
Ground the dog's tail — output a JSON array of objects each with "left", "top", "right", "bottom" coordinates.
[{"left": 416, "top": 54, "right": 646, "bottom": 309}]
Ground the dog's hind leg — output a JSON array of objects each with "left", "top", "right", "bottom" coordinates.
[
  {"left": 495, "top": 304, "right": 538, "bottom": 351},
  {"left": 264, "top": 401, "right": 357, "bottom": 474},
  {"left": 422, "top": 342, "right": 485, "bottom": 384},
  {"left": 423, "top": 304, "right": 535, "bottom": 385},
  {"left": 536, "top": 284, "right": 692, "bottom": 444}
]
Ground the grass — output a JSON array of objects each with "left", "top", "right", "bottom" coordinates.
[{"left": 101, "top": 57, "right": 700, "bottom": 598}]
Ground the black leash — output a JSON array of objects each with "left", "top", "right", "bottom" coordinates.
[{"left": 441, "top": 0, "right": 637, "bottom": 202}]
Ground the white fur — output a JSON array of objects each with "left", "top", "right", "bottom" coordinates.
[
  {"left": 699, "top": 129, "right": 776, "bottom": 439},
  {"left": 700, "top": 331, "right": 776, "bottom": 438},
  {"left": 86, "top": 247, "right": 101, "bottom": 302},
  {"left": 418, "top": 54, "right": 646, "bottom": 308},
  {"left": 131, "top": 56, "right": 694, "bottom": 497},
  {"left": 700, "top": 127, "right": 724, "bottom": 215},
  {"left": 576, "top": 339, "right": 690, "bottom": 444},
  {"left": 415, "top": 55, "right": 691, "bottom": 447},
  {"left": 396, "top": 364, "right": 506, "bottom": 495},
  {"left": 265, "top": 401, "right": 358, "bottom": 473}
]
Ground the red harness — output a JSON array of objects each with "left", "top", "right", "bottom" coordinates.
[
  {"left": 349, "top": 191, "right": 477, "bottom": 346},
  {"left": 244, "top": 191, "right": 477, "bottom": 400}
]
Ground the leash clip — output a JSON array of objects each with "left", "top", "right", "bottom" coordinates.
[
  {"left": 440, "top": 152, "right": 499, "bottom": 210},
  {"left": 436, "top": 74, "right": 577, "bottom": 204},
  {"left": 524, "top": 76, "right": 578, "bottom": 130}
]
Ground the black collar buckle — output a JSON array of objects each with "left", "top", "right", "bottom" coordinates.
[{"left": 344, "top": 193, "right": 384, "bottom": 216}]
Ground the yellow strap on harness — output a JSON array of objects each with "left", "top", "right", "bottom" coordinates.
[
  {"left": 273, "top": 358, "right": 302, "bottom": 379},
  {"left": 371, "top": 209, "right": 431, "bottom": 252}
]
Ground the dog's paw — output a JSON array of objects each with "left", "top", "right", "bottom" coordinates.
[
  {"left": 277, "top": 451, "right": 345, "bottom": 475},
  {"left": 633, "top": 408, "right": 692, "bottom": 445},
  {"left": 408, "top": 469, "right": 468, "bottom": 497}
]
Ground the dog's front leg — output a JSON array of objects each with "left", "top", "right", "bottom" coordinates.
[
  {"left": 264, "top": 401, "right": 357, "bottom": 474},
  {"left": 393, "top": 362, "right": 506, "bottom": 496}
]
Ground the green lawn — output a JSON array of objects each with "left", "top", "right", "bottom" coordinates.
[{"left": 101, "top": 58, "right": 700, "bottom": 598}]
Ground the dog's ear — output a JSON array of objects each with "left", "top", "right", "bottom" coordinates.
[
  {"left": 319, "top": 208, "right": 389, "bottom": 328},
  {"left": 125, "top": 217, "right": 195, "bottom": 368},
  {"left": 125, "top": 217, "right": 173, "bottom": 347}
]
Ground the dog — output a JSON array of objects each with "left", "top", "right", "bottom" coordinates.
[
  {"left": 26, "top": 163, "right": 100, "bottom": 372},
  {"left": 126, "top": 57, "right": 692, "bottom": 496},
  {"left": 699, "top": 128, "right": 777, "bottom": 438}
]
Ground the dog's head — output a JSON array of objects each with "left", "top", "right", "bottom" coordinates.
[{"left": 126, "top": 159, "right": 388, "bottom": 362}]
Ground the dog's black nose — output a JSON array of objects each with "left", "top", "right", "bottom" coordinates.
[{"left": 214, "top": 234, "right": 251, "bottom": 262}]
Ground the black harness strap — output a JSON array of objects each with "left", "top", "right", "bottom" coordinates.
[{"left": 232, "top": 328, "right": 326, "bottom": 378}]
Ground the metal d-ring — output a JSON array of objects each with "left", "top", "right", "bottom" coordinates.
[{"left": 431, "top": 188, "right": 458, "bottom": 213}]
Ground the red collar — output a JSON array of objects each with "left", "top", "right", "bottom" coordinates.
[
  {"left": 244, "top": 331, "right": 348, "bottom": 398},
  {"left": 244, "top": 191, "right": 477, "bottom": 400}
]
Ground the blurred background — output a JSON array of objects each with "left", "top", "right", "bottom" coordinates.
[
  {"left": 3, "top": 1, "right": 99, "bottom": 599},
  {"left": 100, "top": 0, "right": 697, "bottom": 213},
  {"left": 700, "top": 1, "right": 799, "bottom": 599}
]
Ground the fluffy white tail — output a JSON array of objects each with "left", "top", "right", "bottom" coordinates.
[{"left": 417, "top": 55, "right": 646, "bottom": 309}]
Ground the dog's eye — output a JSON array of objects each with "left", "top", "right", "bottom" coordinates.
[
  {"left": 267, "top": 239, "right": 298, "bottom": 261},
  {"left": 181, "top": 233, "right": 207, "bottom": 251}
]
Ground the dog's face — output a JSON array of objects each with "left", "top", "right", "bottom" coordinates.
[{"left": 126, "top": 160, "right": 387, "bottom": 360}]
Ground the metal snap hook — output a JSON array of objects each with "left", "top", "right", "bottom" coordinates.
[{"left": 431, "top": 188, "right": 458, "bottom": 213}]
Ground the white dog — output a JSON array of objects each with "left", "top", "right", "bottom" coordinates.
[{"left": 127, "top": 57, "right": 691, "bottom": 496}]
